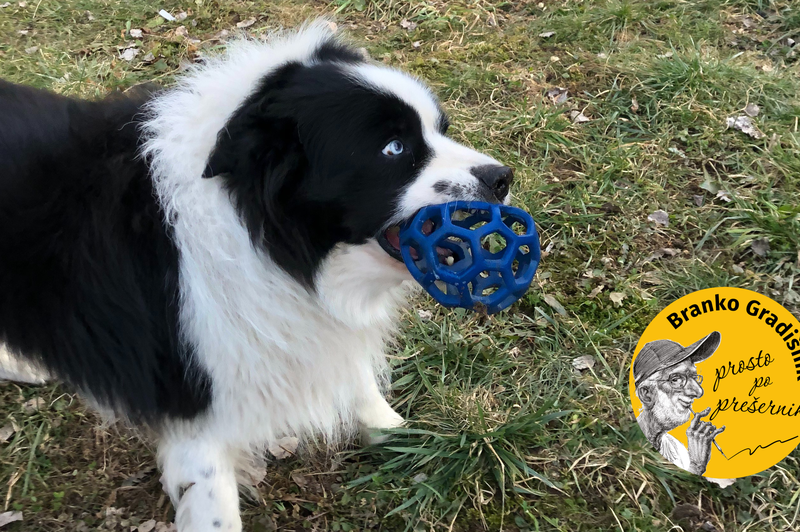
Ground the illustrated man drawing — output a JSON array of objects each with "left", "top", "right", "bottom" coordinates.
[{"left": 633, "top": 331, "right": 726, "bottom": 476}]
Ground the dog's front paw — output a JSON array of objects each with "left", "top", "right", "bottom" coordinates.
[{"left": 358, "top": 405, "right": 404, "bottom": 445}]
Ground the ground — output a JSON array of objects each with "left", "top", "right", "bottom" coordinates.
[{"left": 1, "top": 0, "right": 799, "bottom": 530}]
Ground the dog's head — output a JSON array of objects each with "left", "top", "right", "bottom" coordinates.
[{"left": 202, "top": 27, "right": 512, "bottom": 315}]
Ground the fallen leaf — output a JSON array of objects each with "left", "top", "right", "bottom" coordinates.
[
  {"left": 572, "top": 355, "right": 595, "bottom": 371},
  {"left": 693, "top": 195, "right": 705, "bottom": 207},
  {"left": 546, "top": 87, "right": 568, "bottom": 105},
  {"left": 24, "top": 46, "right": 38, "bottom": 54},
  {"left": 647, "top": 209, "right": 669, "bottom": 226},
  {"left": 569, "top": 110, "right": 590, "bottom": 123},
  {"left": 726, "top": 115, "right": 765, "bottom": 139},
  {"left": 129, "top": 28, "right": 143, "bottom": 38},
  {"left": 0, "top": 511, "right": 22, "bottom": 528},
  {"left": 242, "top": 466, "right": 266, "bottom": 486},
  {"left": 644, "top": 248, "right": 679, "bottom": 262},
  {"left": 538, "top": 31, "right": 555, "bottom": 38},
  {"left": 22, "top": 397, "right": 45, "bottom": 413},
  {"left": 587, "top": 285, "right": 605, "bottom": 298},
  {"left": 715, "top": 190, "right": 732, "bottom": 202},
  {"left": 744, "top": 103, "right": 760, "bottom": 117},
  {"left": 122, "top": 466, "right": 156, "bottom": 487},
  {"left": 751, "top": 238, "right": 770, "bottom": 257},
  {"left": 543, "top": 294, "right": 567, "bottom": 316},
  {"left": 609, "top": 292, "right": 627, "bottom": 306},
  {"left": 268, "top": 436, "right": 298, "bottom": 459},
  {"left": 138, "top": 520, "right": 157, "bottom": 532},
  {"left": 699, "top": 179, "right": 720, "bottom": 194},
  {"left": 291, "top": 472, "right": 308, "bottom": 489},
  {"left": 400, "top": 19, "right": 417, "bottom": 31},
  {"left": 0, "top": 424, "right": 14, "bottom": 443},
  {"left": 158, "top": 9, "right": 175, "bottom": 22},
  {"left": 120, "top": 47, "right": 139, "bottom": 61},
  {"left": 236, "top": 18, "right": 256, "bottom": 29}
]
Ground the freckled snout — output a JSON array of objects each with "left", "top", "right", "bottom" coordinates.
[{"left": 471, "top": 164, "right": 514, "bottom": 202}]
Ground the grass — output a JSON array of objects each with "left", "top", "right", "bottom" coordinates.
[{"left": 1, "top": 0, "right": 799, "bottom": 530}]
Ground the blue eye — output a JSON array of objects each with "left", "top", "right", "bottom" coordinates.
[{"left": 382, "top": 139, "right": 404, "bottom": 156}]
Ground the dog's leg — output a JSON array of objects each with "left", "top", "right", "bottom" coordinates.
[
  {"left": 159, "top": 437, "right": 242, "bottom": 532},
  {"left": 357, "top": 374, "right": 404, "bottom": 445},
  {"left": 0, "top": 345, "right": 49, "bottom": 385}
]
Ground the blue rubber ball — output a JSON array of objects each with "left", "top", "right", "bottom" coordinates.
[{"left": 399, "top": 201, "right": 541, "bottom": 314}]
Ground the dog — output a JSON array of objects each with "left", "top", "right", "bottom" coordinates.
[{"left": 0, "top": 20, "right": 514, "bottom": 531}]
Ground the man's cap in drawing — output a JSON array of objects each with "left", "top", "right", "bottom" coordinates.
[{"left": 633, "top": 331, "right": 721, "bottom": 387}]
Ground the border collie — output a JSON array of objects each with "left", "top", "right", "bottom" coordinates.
[{"left": 0, "top": 20, "right": 513, "bottom": 531}]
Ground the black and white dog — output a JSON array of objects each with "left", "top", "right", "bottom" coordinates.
[{"left": 0, "top": 21, "right": 513, "bottom": 531}]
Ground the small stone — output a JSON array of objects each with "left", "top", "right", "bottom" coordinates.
[{"left": 129, "top": 28, "right": 143, "bottom": 38}]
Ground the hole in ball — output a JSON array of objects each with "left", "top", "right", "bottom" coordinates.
[{"left": 480, "top": 233, "right": 507, "bottom": 256}]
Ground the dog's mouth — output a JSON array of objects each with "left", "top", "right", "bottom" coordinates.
[{"left": 377, "top": 218, "right": 455, "bottom": 265}]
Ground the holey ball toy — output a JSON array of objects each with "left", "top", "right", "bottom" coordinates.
[{"left": 380, "top": 202, "right": 541, "bottom": 314}]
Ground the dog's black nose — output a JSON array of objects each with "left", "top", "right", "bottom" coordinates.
[{"left": 471, "top": 165, "right": 514, "bottom": 201}]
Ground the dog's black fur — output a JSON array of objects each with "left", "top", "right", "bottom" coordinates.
[{"left": 0, "top": 80, "right": 211, "bottom": 421}]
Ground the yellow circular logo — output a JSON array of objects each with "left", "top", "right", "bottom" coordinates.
[{"left": 629, "top": 287, "right": 800, "bottom": 479}]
